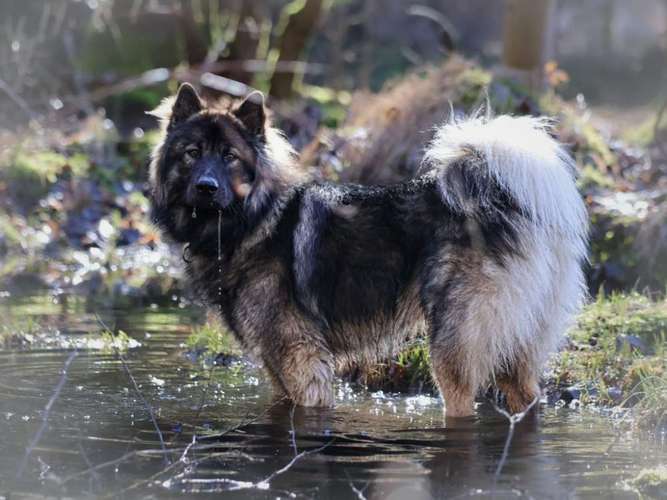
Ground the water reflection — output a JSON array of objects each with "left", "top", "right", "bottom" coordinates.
[{"left": 0, "top": 290, "right": 663, "bottom": 498}]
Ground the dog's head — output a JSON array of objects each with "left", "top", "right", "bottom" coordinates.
[{"left": 148, "top": 84, "right": 301, "bottom": 244}]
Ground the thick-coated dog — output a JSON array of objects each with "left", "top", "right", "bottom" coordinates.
[{"left": 149, "top": 84, "right": 588, "bottom": 417}]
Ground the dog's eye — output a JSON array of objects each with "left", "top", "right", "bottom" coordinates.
[
  {"left": 184, "top": 147, "right": 201, "bottom": 163},
  {"left": 224, "top": 151, "right": 238, "bottom": 163}
]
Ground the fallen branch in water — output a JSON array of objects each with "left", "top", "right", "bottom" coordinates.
[
  {"left": 490, "top": 392, "right": 540, "bottom": 489},
  {"left": 161, "top": 400, "right": 334, "bottom": 494},
  {"left": 346, "top": 470, "right": 369, "bottom": 500},
  {"left": 81, "top": 397, "right": 288, "bottom": 496},
  {"left": 254, "top": 442, "right": 333, "bottom": 490},
  {"left": 95, "top": 314, "right": 168, "bottom": 464},
  {"left": 240, "top": 401, "right": 334, "bottom": 492},
  {"left": 289, "top": 403, "right": 298, "bottom": 456},
  {"left": 16, "top": 349, "right": 78, "bottom": 479}
]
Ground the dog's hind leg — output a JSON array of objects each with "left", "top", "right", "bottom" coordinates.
[
  {"left": 494, "top": 353, "right": 541, "bottom": 414},
  {"left": 422, "top": 263, "right": 477, "bottom": 417},
  {"left": 429, "top": 339, "right": 476, "bottom": 417}
]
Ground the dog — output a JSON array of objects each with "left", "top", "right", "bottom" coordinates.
[{"left": 148, "top": 83, "right": 588, "bottom": 417}]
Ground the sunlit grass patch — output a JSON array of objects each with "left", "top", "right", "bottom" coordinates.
[
  {"left": 552, "top": 292, "right": 667, "bottom": 426},
  {"left": 570, "top": 292, "right": 667, "bottom": 348},
  {"left": 628, "top": 466, "right": 667, "bottom": 498},
  {"left": 577, "top": 164, "right": 616, "bottom": 192},
  {"left": 0, "top": 148, "right": 90, "bottom": 209},
  {"left": 356, "top": 337, "right": 435, "bottom": 394},
  {"left": 185, "top": 321, "right": 241, "bottom": 358},
  {"left": 627, "top": 359, "right": 667, "bottom": 429},
  {"left": 0, "top": 316, "right": 42, "bottom": 348},
  {"left": 98, "top": 328, "right": 142, "bottom": 353},
  {"left": 1, "top": 315, "right": 141, "bottom": 352}
]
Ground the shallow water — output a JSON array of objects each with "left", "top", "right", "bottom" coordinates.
[{"left": 0, "top": 290, "right": 664, "bottom": 499}]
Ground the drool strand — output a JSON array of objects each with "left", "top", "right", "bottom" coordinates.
[{"left": 217, "top": 209, "right": 222, "bottom": 261}]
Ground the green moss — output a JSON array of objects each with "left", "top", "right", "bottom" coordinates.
[
  {"left": 1, "top": 316, "right": 41, "bottom": 348},
  {"left": 0, "top": 213, "right": 22, "bottom": 248},
  {"left": 629, "top": 466, "right": 667, "bottom": 498},
  {"left": 588, "top": 209, "right": 642, "bottom": 277},
  {"left": 571, "top": 293, "right": 667, "bottom": 345},
  {"left": 577, "top": 164, "right": 616, "bottom": 191},
  {"left": 0, "top": 148, "right": 91, "bottom": 209},
  {"left": 360, "top": 338, "right": 435, "bottom": 394},
  {"left": 553, "top": 293, "right": 667, "bottom": 413},
  {"left": 98, "top": 329, "right": 136, "bottom": 353},
  {"left": 455, "top": 67, "right": 493, "bottom": 109},
  {"left": 185, "top": 322, "right": 241, "bottom": 357},
  {"left": 623, "top": 111, "right": 667, "bottom": 147},
  {"left": 394, "top": 339, "right": 432, "bottom": 389},
  {"left": 629, "top": 358, "right": 667, "bottom": 430}
]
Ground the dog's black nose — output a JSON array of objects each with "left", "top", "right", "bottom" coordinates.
[{"left": 196, "top": 176, "right": 219, "bottom": 196}]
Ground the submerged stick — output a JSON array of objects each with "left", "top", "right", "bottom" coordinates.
[
  {"left": 490, "top": 392, "right": 539, "bottom": 491},
  {"left": 16, "top": 349, "right": 78, "bottom": 479},
  {"left": 289, "top": 403, "right": 298, "bottom": 456},
  {"left": 254, "top": 441, "right": 334, "bottom": 490},
  {"left": 95, "top": 314, "right": 169, "bottom": 464},
  {"left": 94, "top": 397, "right": 289, "bottom": 496}
]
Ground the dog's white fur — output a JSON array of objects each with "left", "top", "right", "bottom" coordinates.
[{"left": 424, "top": 115, "right": 588, "bottom": 394}]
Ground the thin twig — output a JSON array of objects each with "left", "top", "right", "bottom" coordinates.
[
  {"left": 345, "top": 470, "right": 368, "bottom": 500},
  {"left": 163, "top": 399, "right": 333, "bottom": 494},
  {"left": 490, "top": 393, "right": 540, "bottom": 485},
  {"left": 255, "top": 440, "right": 334, "bottom": 490},
  {"left": 62, "top": 449, "right": 171, "bottom": 483},
  {"left": 120, "top": 352, "right": 169, "bottom": 463},
  {"left": 76, "top": 427, "right": 102, "bottom": 494},
  {"left": 16, "top": 349, "right": 78, "bottom": 478},
  {"left": 103, "top": 434, "right": 197, "bottom": 499},
  {"left": 289, "top": 403, "right": 298, "bottom": 456},
  {"left": 0, "top": 76, "right": 38, "bottom": 120},
  {"left": 192, "top": 363, "right": 217, "bottom": 423},
  {"left": 69, "top": 397, "right": 287, "bottom": 492},
  {"left": 95, "top": 314, "right": 169, "bottom": 464}
]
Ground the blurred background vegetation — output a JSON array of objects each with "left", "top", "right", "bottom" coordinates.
[{"left": 0, "top": 0, "right": 666, "bottom": 423}]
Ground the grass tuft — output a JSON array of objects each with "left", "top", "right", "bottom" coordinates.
[
  {"left": 628, "top": 466, "right": 667, "bottom": 498},
  {"left": 185, "top": 321, "right": 241, "bottom": 358}
]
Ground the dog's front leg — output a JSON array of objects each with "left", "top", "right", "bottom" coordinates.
[
  {"left": 259, "top": 310, "right": 335, "bottom": 407},
  {"left": 277, "top": 342, "right": 335, "bottom": 407}
]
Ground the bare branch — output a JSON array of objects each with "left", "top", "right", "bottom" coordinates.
[
  {"left": 16, "top": 349, "right": 78, "bottom": 478},
  {"left": 489, "top": 391, "right": 540, "bottom": 485},
  {"left": 95, "top": 314, "right": 168, "bottom": 465}
]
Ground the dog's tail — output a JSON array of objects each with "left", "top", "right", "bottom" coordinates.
[
  {"left": 423, "top": 114, "right": 587, "bottom": 250},
  {"left": 422, "top": 114, "right": 588, "bottom": 392}
]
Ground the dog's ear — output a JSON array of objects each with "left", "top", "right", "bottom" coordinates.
[
  {"left": 170, "top": 83, "right": 203, "bottom": 128},
  {"left": 147, "top": 83, "right": 204, "bottom": 130},
  {"left": 233, "top": 91, "right": 265, "bottom": 136}
]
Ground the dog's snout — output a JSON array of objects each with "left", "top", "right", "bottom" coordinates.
[{"left": 196, "top": 176, "right": 219, "bottom": 196}]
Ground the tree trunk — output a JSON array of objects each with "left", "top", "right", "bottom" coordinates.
[
  {"left": 221, "top": 0, "right": 263, "bottom": 84},
  {"left": 502, "top": 0, "right": 551, "bottom": 71},
  {"left": 269, "top": 0, "right": 324, "bottom": 99},
  {"left": 502, "top": 0, "right": 552, "bottom": 91},
  {"left": 180, "top": 0, "right": 208, "bottom": 66}
]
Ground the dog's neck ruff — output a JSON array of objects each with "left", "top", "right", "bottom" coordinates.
[{"left": 240, "top": 184, "right": 303, "bottom": 252}]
